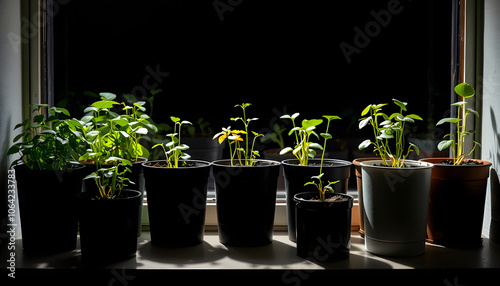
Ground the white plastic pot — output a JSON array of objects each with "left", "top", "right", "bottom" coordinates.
[{"left": 360, "top": 160, "right": 433, "bottom": 257}]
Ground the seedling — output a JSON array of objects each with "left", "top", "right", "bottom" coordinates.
[
  {"left": 436, "top": 82, "right": 480, "bottom": 165},
  {"left": 213, "top": 103, "right": 263, "bottom": 166},
  {"left": 303, "top": 115, "right": 342, "bottom": 202},
  {"left": 358, "top": 99, "right": 422, "bottom": 168},
  {"left": 8, "top": 104, "right": 83, "bottom": 170},
  {"left": 152, "top": 116, "right": 192, "bottom": 168}
]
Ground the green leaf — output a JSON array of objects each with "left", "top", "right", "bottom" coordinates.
[
  {"left": 437, "top": 140, "right": 454, "bottom": 151},
  {"left": 7, "top": 145, "right": 20, "bottom": 155},
  {"left": 302, "top": 119, "right": 323, "bottom": 129},
  {"left": 323, "top": 115, "right": 341, "bottom": 121},
  {"left": 171, "top": 116, "right": 180, "bottom": 123},
  {"left": 320, "top": 133, "right": 332, "bottom": 140},
  {"left": 358, "top": 117, "right": 371, "bottom": 129},
  {"left": 409, "top": 142, "right": 420, "bottom": 156},
  {"left": 152, "top": 143, "right": 164, "bottom": 149},
  {"left": 393, "top": 99, "right": 407, "bottom": 111},
  {"left": 33, "top": 114, "right": 45, "bottom": 123},
  {"left": 406, "top": 114, "right": 423, "bottom": 121},
  {"left": 451, "top": 101, "right": 467, "bottom": 107},
  {"left": 84, "top": 106, "right": 98, "bottom": 113},
  {"left": 280, "top": 147, "right": 293, "bottom": 155},
  {"left": 13, "top": 133, "right": 24, "bottom": 143},
  {"left": 467, "top": 108, "right": 479, "bottom": 118},
  {"left": 99, "top": 92, "right": 117, "bottom": 100},
  {"left": 40, "top": 129, "right": 57, "bottom": 135},
  {"left": 361, "top": 105, "right": 372, "bottom": 116},
  {"left": 135, "top": 127, "right": 148, "bottom": 135},
  {"left": 92, "top": 100, "right": 119, "bottom": 110},
  {"left": 454, "top": 83, "right": 475, "bottom": 98},
  {"left": 358, "top": 139, "right": 371, "bottom": 150},
  {"left": 436, "top": 118, "right": 460, "bottom": 126},
  {"left": 309, "top": 143, "right": 323, "bottom": 150}
]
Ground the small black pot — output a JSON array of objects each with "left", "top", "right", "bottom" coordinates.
[
  {"left": 78, "top": 190, "right": 141, "bottom": 262},
  {"left": 142, "top": 160, "right": 211, "bottom": 247},
  {"left": 212, "top": 159, "right": 280, "bottom": 246},
  {"left": 81, "top": 158, "right": 147, "bottom": 236},
  {"left": 294, "top": 192, "right": 353, "bottom": 260},
  {"left": 14, "top": 163, "right": 86, "bottom": 253},
  {"left": 282, "top": 158, "right": 352, "bottom": 242}
]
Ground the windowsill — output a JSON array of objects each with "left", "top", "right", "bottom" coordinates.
[{"left": 4, "top": 232, "right": 500, "bottom": 284}]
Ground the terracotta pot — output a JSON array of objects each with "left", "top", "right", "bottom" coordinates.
[
  {"left": 419, "top": 158, "right": 492, "bottom": 248},
  {"left": 352, "top": 157, "right": 379, "bottom": 237}
]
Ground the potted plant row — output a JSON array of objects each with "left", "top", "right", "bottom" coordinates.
[{"left": 8, "top": 83, "right": 490, "bottom": 262}]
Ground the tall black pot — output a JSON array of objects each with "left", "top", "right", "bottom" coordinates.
[
  {"left": 14, "top": 163, "right": 86, "bottom": 253},
  {"left": 294, "top": 192, "right": 353, "bottom": 260},
  {"left": 212, "top": 159, "right": 280, "bottom": 246},
  {"left": 282, "top": 158, "right": 352, "bottom": 242},
  {"left": 78, "top": 190, "right": 141, "bottom": 262},
  {"left": 142, "top": 160, "right": 211, "bottom": 247}
]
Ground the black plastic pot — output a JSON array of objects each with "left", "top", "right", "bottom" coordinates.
[
  {"left": 294, "top": 192, "right": 353, "bottom": 260},
  {"left": 81, "top": 158, "right": 147, "bottom": 236},
  {"left": 14, "top": 163, "right": 86, "bottom": 253},
  {"left": 142, "top": 160, "right": 211, "bottom": 247},
  {"left": 282, "top": 158, "right": 352, "bottom": 242},
  {"left": 78, "top": 190, "right": 141, "bottom": 262},
  {"left": 212, "top": 159, "right": 280, "bottom": 246}
]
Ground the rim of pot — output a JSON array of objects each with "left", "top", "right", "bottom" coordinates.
[
  {"left": 360, "top": 159, "right": 433, "bottom": 169},
  {"left": 419, "top": 157, "right": 492, "bottom": 167}
]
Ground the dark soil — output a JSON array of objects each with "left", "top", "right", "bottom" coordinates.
[
  {"left": 307, "top": 195, "right": 349, "bottom": 203},
  {"left": 437, "top": 160, "right": 484, "bottom": 166},
  {"left": 147, "top": 161, "right": 203, "bottom": 168},
  {"left": 373, "top": 163, "right": 412, "bottom": 168},
  {"left": 307, "top": 163, "right": 335, "bottom": 167}
]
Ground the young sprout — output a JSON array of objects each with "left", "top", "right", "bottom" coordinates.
[
  {"left": 152, "top": 116, "right": 192, "bottom": 168},
  {"left": 358, "top": 99, "right": 422, "bottom": 168},
  {"left": 436, "top": 83, "right": 480, "bottom": 165},
  {"left": 213, "top": 103, "right": 263, "bottom": 166}
]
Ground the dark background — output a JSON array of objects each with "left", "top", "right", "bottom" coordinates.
[{"left": 53, "top": 0, "right": 452, "bottom": 156}]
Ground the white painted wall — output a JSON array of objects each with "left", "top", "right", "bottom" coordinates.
[
  {"left": 0, "top": 0, "right": 23, "bottom": 243},
  {"left": 481, "top": 0, "right": 500, "bottom": 238}
]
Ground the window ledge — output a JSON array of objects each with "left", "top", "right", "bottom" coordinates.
[{"left": 4, "top": 232, "right": 500, "bottom": 284}]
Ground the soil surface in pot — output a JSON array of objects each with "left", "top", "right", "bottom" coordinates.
[
  {"left": 147, "top": 161, "right": 205, "bottom": 168},
  {"left": 436, "top": 160, "right": 484, "bottom": 166},
  {"left": 304, "top": 195, "right": 349, "bottom": 203},
  {"left": 307, "top": 163, "right": 335, "bottom": 167}
]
